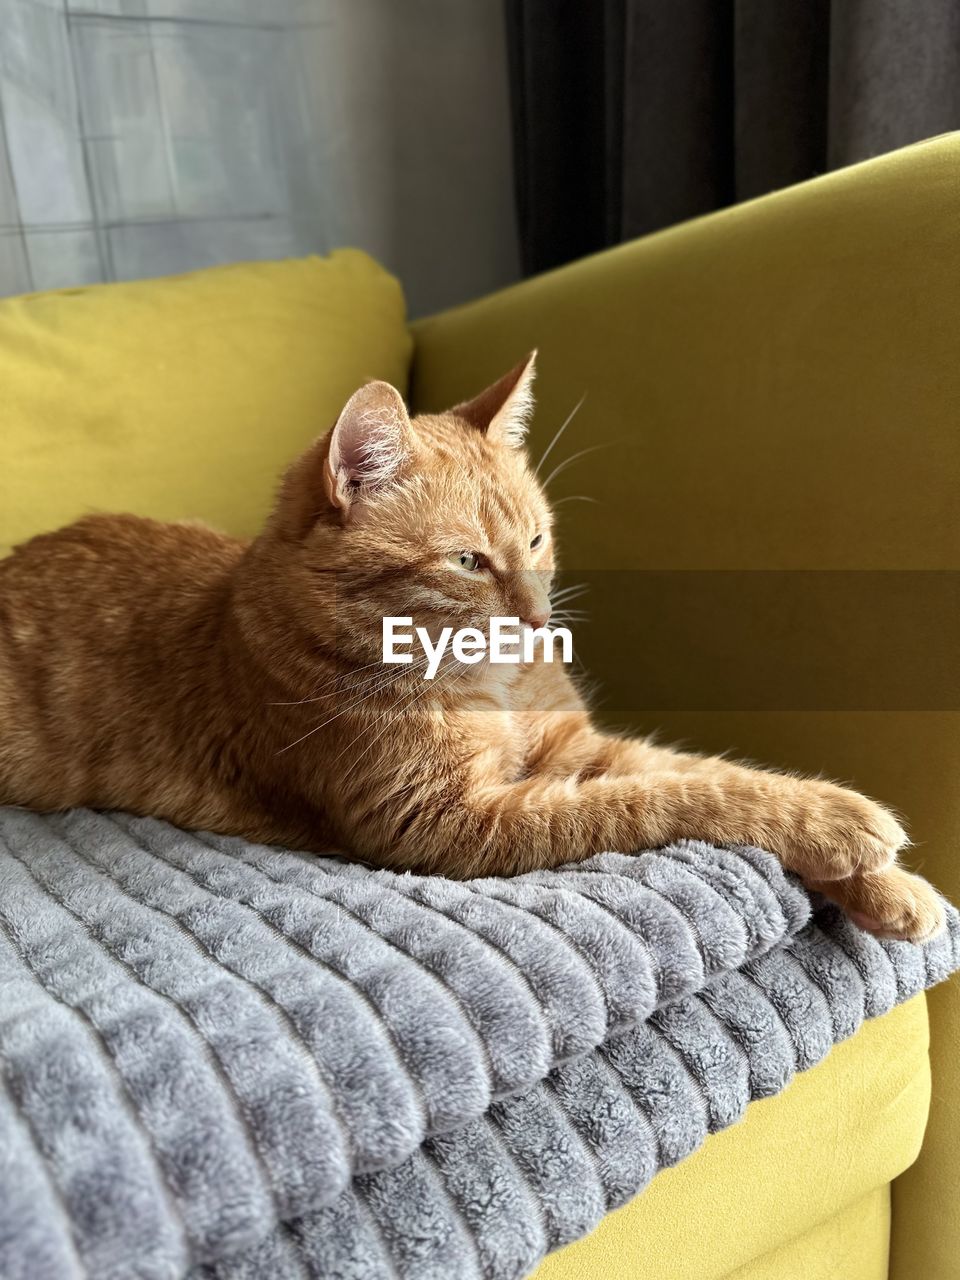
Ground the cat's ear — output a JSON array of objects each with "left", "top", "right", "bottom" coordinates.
[
  {"left": 274, "top": 381, "right": 412, "bottom": 536},
  {"left": 452, "top": 351, "right": 536, "bottom": 447},
  {"left": 322, "top": 381, "right": 412, "bottom": 520}
]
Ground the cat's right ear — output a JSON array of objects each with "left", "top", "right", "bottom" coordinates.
[
  {"left": 275, "top": 381, "right": 412, "bottom": 536},
  {"left": 321, "top": 381, "right": 412, "bottom": 520}
]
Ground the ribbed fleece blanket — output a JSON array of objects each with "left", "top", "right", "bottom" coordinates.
[{"left": 0, "top": 806, "right": 957, "bottom": 1280}]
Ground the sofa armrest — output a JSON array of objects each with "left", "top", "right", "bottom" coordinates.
[{"left": 411, "top": 134, "right": 960, "bottom": 1280}]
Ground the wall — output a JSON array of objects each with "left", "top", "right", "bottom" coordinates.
[{"left": 0, "top": 0, "right": 520, "bottom": 316}]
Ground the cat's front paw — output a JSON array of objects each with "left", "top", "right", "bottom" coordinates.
[
  {"left": 776, "top": 781, "right": 906, "bottom": 882},
  {"left": 809, "top": 865, "right": 945, "bottom": 943}
]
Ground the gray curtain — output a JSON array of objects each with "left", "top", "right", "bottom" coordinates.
[{"left": 506, "top": 0, "right": 960, "bottom": 276}]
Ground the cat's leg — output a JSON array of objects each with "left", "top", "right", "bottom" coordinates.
[
  {"left": 387, "top": 763, "right": 899, "bottom": 887},
  {"left": 556, "top": 731, "right": 907, "bottom": 881},
  {"left": 571, "top": 733, "right": 941, "bottom": 941}
]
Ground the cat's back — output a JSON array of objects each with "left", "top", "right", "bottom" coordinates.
[
  {"left": 0, "top": 512, "right": 246, "bottom": 692},
  {"left": 1, "top": 513, "right": 245, "bottom": 612},
  {"left": 0, "top": 514, "right": 249, "bottom": 810}
]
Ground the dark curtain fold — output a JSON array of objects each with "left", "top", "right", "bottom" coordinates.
[{"left": 505, "top": 0, "right": 960, "bottom": 276}]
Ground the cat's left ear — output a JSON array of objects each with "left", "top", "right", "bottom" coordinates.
[{"left": 452, "top": 351, "right": 536, "bottom": 447}]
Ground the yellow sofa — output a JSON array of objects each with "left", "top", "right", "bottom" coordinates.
[
  {"left": 412, "top": 133, "right": 960, "bottom": 1280},
  {"left": 2, "top": 133, "right": 958, "bottom": 1278}
]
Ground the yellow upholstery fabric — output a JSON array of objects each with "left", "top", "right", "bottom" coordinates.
[
  {"left": 726, "top": 1186, "right": 890, "bottom": 1280},
  {"left": 412, "top": 134, "right": 960, "bottom": 1278},
  {"left": 531, "top": 999, "right": 927, "bottom": 1280},
  {"left": 0, "top": 251, "right": 412, "bottom": 554}
]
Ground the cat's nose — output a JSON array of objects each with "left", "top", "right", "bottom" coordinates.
[{"left": 522, "top": 607, "right": 552, "bottom": 630}]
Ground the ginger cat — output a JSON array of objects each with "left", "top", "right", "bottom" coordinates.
[{"left": 0, "top": 355, "right": 943, "bottom": 942}]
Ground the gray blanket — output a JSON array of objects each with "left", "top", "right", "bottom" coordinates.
[{"left": 0, "top": 807, "right": 957, "bottom": 1280}]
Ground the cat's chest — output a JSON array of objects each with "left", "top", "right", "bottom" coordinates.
[
  {"left": 448, "top": 663, "right": 583, "bottom": 777},
  {"left": 451, "top": 697, "right": 547, "bottom": 780},
  {"left": 466, "top": 707, "right": 528, "bottom": 781}
]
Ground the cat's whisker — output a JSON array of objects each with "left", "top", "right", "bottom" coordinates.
[
  {"left": 541, "top": 443, "right": 608, "bottom": 491},
  {"left": 272, "top": 672, "right": 380, "bottom": 707},
  {"left": 550, "top": 583, "right": 589, "bottom": 605},
  {"left": 270, "top": 653, "right": 402, "bottom": 705},
  {"left": 334, "top": 659, "right": 465, "bottom": 781},
  {"left": 337, "top": 653, "right": 396, "bottom": 678},
  {"left": 273, "top": 651, "right": 435, "bottom": 706},
  {"left": 351, "top": 658, "right": 432, "bottom": 698},
  {"left": 275, "top": 659, "right": 430, "bottom": 753},
  {"left": 534, "top": 394, "right": 587, "bottom": 478},
  {"left": 550, "top": 590, "right": 590, "bottom": 618},
  {"left": 552, "top": 495, "right": 599, "bottom": 506},
  {"left": 334, "top": 654, "right": 407, "bottom": 683},
  {"left": 331, "top": 662, "right": 424, "bottom": 698}
]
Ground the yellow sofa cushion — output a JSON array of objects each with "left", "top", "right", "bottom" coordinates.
[
  {"left": 533, "top": 997, "right": 929, "bottom": 1280},
  {"left": 0, "top": 251, "right": 412, "bottom": 554}
]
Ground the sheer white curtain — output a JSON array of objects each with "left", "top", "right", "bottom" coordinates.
[{"left": 0, "top": 0, "right": 519, "bottom": 314}]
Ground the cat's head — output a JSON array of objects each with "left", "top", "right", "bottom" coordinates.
[{"left": 266, "top": 353, "right": 555, "bottom": 668}]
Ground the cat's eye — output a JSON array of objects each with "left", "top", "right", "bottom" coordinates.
[
  {"left": 452, "top": 551, "right": 481, "bottom": 572},
  {"left": 530, "top": 533, "right": 543, "bottom": 550}
]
